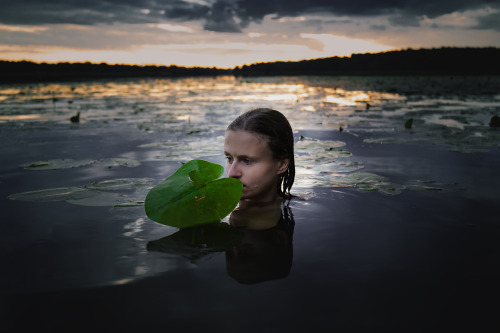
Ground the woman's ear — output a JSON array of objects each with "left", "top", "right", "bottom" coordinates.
[{"left": 276, "top": 158, "right": 289, "bottom": 174}]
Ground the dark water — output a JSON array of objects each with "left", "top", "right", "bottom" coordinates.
[{"left": 1, "top": 76, "right": 500, "bottom": 331}]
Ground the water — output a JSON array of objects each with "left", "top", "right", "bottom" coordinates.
[{"left": 1, "top": 76, "right": 500, "bottom": 331}]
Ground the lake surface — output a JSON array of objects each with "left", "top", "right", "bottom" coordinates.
[{"left": 1, "top": 76, "right": 500, "bottom": 331}]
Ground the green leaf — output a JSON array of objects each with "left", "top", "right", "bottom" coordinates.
[{"left": 144, "top": 159, "right": 242, "bottom": 228}]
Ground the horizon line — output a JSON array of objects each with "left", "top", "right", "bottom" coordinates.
[{"left": 2, "top": 46, "right": 498, "bottom": 70}]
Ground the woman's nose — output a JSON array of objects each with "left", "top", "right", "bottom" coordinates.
[{"left": 227, "top": 162, "right": 241, "bottom": 178}]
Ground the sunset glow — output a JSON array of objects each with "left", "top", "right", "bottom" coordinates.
[{"left": 0, "top": 1, "right": 499, "bottom": 67}]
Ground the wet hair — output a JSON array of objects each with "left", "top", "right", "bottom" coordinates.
[{"left": 227, "top": 108, "right": 295, "bottom": 199}]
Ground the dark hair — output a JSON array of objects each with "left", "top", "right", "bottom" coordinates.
[{"left": 227, "top": 108, "right": 295, "bottom": 199}]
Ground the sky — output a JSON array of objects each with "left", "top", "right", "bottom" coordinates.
[{"left": 0, "top": 0, "right": 499, "bottom": 68}]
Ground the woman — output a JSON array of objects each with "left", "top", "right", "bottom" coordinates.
[
  {"left": 224, "top": 108, "right": 295, "bottom": 204},
  {"left": 224, "top": 108, "right": 296, "bottom": 283}
]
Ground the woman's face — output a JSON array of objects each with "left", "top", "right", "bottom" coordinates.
[{"left": 224, "top": 130, "right": 288, "bottom": 203}]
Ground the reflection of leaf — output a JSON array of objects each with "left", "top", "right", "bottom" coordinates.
[
  {"left": 147, "top": 222, "right": 242, "bottom": 263},
  {"left": 145, "top": 159, "right": 242, "bottom": 228}
]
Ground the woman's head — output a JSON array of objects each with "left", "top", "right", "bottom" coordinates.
[{"left": 224, "top": 108, "right": 295, "bottom": 201}]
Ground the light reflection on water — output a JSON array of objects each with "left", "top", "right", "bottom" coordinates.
[
  {"left": 2, "top": 75, "right": 500, "bottom": 196},
  {"left": 0, "top": 76, "right": 404, "bottom": 130},
  {"left": 3, "top": 76, "right": 498, "bottom": 135}
]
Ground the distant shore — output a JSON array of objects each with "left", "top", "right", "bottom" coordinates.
[{"left": 1, "top": 47, "right": 500, "bottom": 84}]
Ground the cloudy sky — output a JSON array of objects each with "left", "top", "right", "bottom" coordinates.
[{"left": 1, "top": 0, "right": 499, "bottom": 68}]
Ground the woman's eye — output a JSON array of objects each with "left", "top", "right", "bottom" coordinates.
[
  {"left": 243, "top": 159, "right": 251, "bottom": 165},
  {"left": 225, "top": 156, "right": 233, "bottom": 163}
]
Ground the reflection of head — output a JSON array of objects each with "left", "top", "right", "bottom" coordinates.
[
  {"left": 227, "top": 108, "right": 295, "bottom": 199},
  {"left": 226, "top": 205, "right": 294, "bottom": 284}
]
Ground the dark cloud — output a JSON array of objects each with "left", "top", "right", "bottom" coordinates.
[
  {"left": 203, "top": 1, "right": 247, "bottom": 33},
  {"left": 475, "top": 11, "right": 500, "bottom": 31},
  {"left": 388, "top": 13, "right": 422, "bottom": 27},
  {"left": 0, "top": 1, "right": 163, "bottom": 25},
  {"left": 1, "top": 0, "right": 499, "bottom": 33},
  {"left": 163, "top": 0, "right": 210, "bottom": 21}
]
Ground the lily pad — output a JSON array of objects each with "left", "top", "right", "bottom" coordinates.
[
  {"left": 67, "top": 192, "right": 129, "bottom": 206},
  {"left": 93, "top": 158, "right": 141, "bottom": 168},
  {"left": 84, "top": 178, "right": 153, "bottom": 191},
  {"left": 295, "top": 139, "right": 346, "bottom": 151},
  {"left": 20, "top": 157, "right": 141, "bottom": 170},
  {"left": 8, "top": 187, "right": 94, "bottom": 202},
  {"left": 21, "top": 158, "right": 94, "bottom": 170},
  {"left": 145, "top": 159, "right": 242, "bottom": 228},
  {"left": 8, "top": 178, "right": 153, "bottom": 206},
  {"left": 449, "top": 148, "right": 489, "bottom": 154}
]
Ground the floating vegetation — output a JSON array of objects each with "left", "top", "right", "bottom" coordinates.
[
  {"left": 84, "top": 178, "right": 154, "bottom": 191},
  {"left": 404, "top": 180, "right": 460, "bottom": 192},
  {"left": 295, "top": 171, "right": 405, "bottom": 195},
  {"left": 314, "top": 161, "right": 364, "bottom": 173},
  {"left": 295, "top": 138, "right": 397, "bottom": 192},
  {"left": 404, "top": 118, "right": 413, "bottom": 129},
  {"left": 67, "top": 192, "right": 130, "bottom": 207},
  {"left": 21, "top": 159, "right": 94, "bottom": 170},
  {"left": 3, "top": 76, "right": 496, "bottom": 203},
  {"left": 8, "top": 178, "right": 154, "bottom": 206},
  {"left": 20, "top": 157, "right": 140, "bottom": 170},
  {"left": 295, "top": 138, "right": 346, "bottom": 152},
  {"left": 140, "top": 136, "right": 225, "bottom": 161},
  {"left": 295, "top": 138, "right": 349, "bottom": 165},
  {"left": 2, "top": 77, "right": 499, "bottom": 152},
  {"left": 138, "top": 142, "right": 179, "bottom": 149},
  {"left": 296, "top": 166, "right": 460, "bottom": 196},
  {"left": 345, "top": 172, "right": 406, "bottom": 195},
  {"left": 8, "top": 187, "right": 95, "bottom": 202},
  {"left": 363, "top": 137, "right": 414, "bottom": 144},
  {"left": 449, "top": 147, "right": 490, "bottom": 154},
  {"left": 93, "top": 158, "right": 141, "bottom": 168}
]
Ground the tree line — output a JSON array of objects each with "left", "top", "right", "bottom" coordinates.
[
  {"left": 1, "top": 47, "right": 499, "bottom": 83},
  {"left": 233, "top": 47, "right": 500, "bottom": 76},
  {"left": 0, "top": 61, "right": 230, "bottom": 83}
]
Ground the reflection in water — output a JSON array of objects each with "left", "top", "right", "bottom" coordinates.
[
  {"left": 226, "top": 201, "right": 295, "bottom": 284},
  {"left": 146, "top": 222, "right": 242, "bottom": 263},
  {"left": 147, "top": 202, "right": 295, "bottom": 285},
  {"left": 3, "top": 76, "right": 499, "bottom": 197}
]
